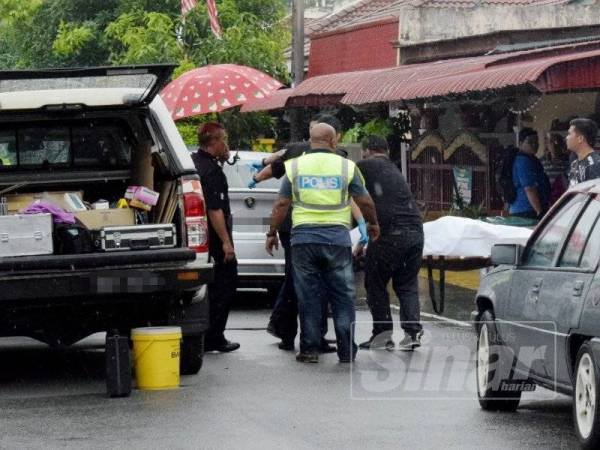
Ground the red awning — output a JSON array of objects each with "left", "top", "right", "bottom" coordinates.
[
  {"left": 240, "top": 88, "right": 294, "bottom": 113},
  {"left": 287, "top": 41, "right": 600, "bottom": 107}
]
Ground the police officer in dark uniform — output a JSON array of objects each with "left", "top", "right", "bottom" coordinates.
[
  {"left": 192, "top": 122, "right": 240, "bottom": 353},
  {"left": 354, "top": 136, "right": 424, "bottom": 352}
]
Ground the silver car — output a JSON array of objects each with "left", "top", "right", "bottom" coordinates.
[
  {"left": 474, "top": 179, "right": 600, "bottom": 449},
  {"left": 222, "top": 151, "right": 285, "bottom": 296}
]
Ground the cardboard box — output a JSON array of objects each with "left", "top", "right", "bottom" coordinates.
[
  {"left": 75, "top": 209, "right": 135, "bottom": 230},
  {"left": 125, "top": 186, "right": 159, "bottom": 206},
  {"left": 7, "top": 191, "right": 84, "bottom": 214},
  {"left": 129, "top": 198, "right": 152, "bottom": 211}
]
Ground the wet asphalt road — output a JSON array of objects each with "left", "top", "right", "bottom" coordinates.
[{"left": 0, "top": 306, "right": 579, "bottom": 450}]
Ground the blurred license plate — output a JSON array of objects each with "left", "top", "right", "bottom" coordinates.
[{"left": 92, "top": 271, "right": 165, "bottom": 294}]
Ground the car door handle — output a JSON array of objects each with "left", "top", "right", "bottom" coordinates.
[
  {"left": 531, "top": 278, "right": 543, "bottom": 294},
  {"left": 573, "top": 280, "right": 585, "bottom": 297}
]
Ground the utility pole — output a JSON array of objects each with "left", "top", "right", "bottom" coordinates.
[{"left": 290, "top": 0, "right": 305, "bottom": 141}]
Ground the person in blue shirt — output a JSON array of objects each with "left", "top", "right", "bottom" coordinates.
[{"left": 509, "top": 128, "right": 551, "bottom": 220}]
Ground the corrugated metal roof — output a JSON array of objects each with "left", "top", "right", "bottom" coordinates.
[
  {"left": 288, "top": 41, "right": 600, "bottom": 106},
  {"left": 313, "top": 0, "right": 571, "bottom": 36},
  {"left": 310, "top": 0, "right": 401, "bottom": 36},
  {"left": 414, "top": 0, "right": 569, "bottom": 7},
  {"left": 240, "top": 88, "right": 294, "bottom": 113},
  {"left": 289, "top": 0, "right": 572, "bottom": 59}
]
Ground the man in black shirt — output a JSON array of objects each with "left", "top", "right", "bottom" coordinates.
[
  {"left": 250, "top": 115, "right": 354, "bottom": 352},
  {"left": 191, "top": 122, "right": 240, "bottom": 353},
  {"left": 248, "top": 114, "right": 348, "bottom": 187},
  {"left": 354, "top": 136, "right": 424, "bottom": 351},
  {"left": 260, "top": 141, "right": 308, "bottom": 351},
  {"left": 566, "top": 118, "right": 600, "bottom": 186}
]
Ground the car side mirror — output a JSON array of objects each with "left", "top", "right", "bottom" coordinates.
[{"left": 491, "top": 244, "right": 523, "bottom": 266}]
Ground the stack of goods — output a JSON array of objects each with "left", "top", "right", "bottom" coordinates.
[
  {"left": 92, "top": 185, "right": 175, "bottom": 252},
  {"left": 0, "top": 191, "right": 85, "bottom": 258},
  {"left": 0, "top": 185, "right": 177, "bottom": 258}
]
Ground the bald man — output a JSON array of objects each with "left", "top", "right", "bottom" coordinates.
[
  {"left": 259, "top": 118, "right": 368, "bottom": 354},
  {"left": 266, "top": 123, "right": 380, "bottom": 363}
]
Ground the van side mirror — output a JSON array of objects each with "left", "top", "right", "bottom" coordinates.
[{"left": 491, "top": 244, "right": 523, "bottom": 266}]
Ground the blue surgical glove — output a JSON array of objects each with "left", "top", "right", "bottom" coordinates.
[
  {"left": 357, "top": 217, "right": 369, "bottom": 245},
  {"left": 249, "top": 161, "right": 264, "bottom": 173},
  {"left": 248, "top": 178, "right": 257, "bottom": 189}
]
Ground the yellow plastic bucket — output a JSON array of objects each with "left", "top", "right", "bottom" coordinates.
[{"left": 131, "top": 326, "right": 182, "bottom": 390}]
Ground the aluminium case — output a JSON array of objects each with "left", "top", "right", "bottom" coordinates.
[
  {"left": 0, "top": 213, "right": 54, "bottom": 257},
  {"left": 93, "top": 224, "right": 177, "bottom": 252}
]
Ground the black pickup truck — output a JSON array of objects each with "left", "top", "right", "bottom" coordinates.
[{"left": 0, "top": 65, "right": 213, "bottom": 374}]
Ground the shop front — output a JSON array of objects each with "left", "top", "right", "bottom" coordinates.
[{"left": 278, "top": 41, "right": 600, "bottom": 214}]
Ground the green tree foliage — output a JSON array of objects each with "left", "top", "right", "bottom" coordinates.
[
  {"left": 174, "top": 0, "right": 289, "bottom": 146},
  {"left": 178, "top": 0, "right": 289, "bottom": 81},
  {"left": 52, "top": 21, "right": 96, "bottom": 58},
  {"left": 105, "top": 11, "right": 183, "bottom": 64},
  {"left": 0, "top": 0, "right": 289, "bottom": 147},
  {"left": 176, "top": 111, "right": 278, "bottom": 150},
  {"left": 0, "top": 0, "right": 288, "bottom": 76},
  {"left": 341, "top": 119, "right": 393, "bottom": 144}
]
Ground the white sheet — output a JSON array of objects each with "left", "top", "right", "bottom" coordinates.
[
  {"left": 351, "top": 216, "right": 532, "bottom": 258},
  {"left": 422, "top": 216, "right": 532, "bottom": 258}
]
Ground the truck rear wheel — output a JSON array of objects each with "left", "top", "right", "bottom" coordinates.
[{"left": 180, "top": 334, "right": 204, "bottom": 375}]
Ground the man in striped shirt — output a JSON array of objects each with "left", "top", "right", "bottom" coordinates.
[{"left": 566, "top": 118, "right": 600, "bottom": 186}]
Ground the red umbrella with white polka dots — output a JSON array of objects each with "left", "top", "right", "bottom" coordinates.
[{"left": 160, "top": 64, "right": 284, "bottom": 120}]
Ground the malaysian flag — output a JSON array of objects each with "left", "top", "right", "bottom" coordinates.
[
  {"left": 181, "top": 0, "right": 198, "bottom": 15},
  {"left": 206, "top": 0, "right": 222, "bottom": 39},
  {"left": 181, "top": 0, "right": 222, "bottom": 39}
]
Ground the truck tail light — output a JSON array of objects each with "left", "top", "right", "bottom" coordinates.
[{"left": 183, "top": 191, "right": 208, "bottom": 254}]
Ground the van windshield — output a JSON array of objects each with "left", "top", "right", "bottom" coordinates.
[{"left": 0, "top": 119, "right": 133, "bottom": 170}]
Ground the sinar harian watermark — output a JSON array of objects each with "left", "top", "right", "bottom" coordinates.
[{"left": 350, "top": 321, "right": 558, "bottom": 400}]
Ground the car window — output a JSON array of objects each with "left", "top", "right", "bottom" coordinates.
[
  {"left": 72, "top": 122, "right": 132, "bottom": 167},
  {"left": 560, "top": 197, "right": 600, "bottom": 268},
  {"left": 19, "top": 126, "right": 70, "bottom": 167},
  {"left": 580, "top": 198, "right": 600, "bottom": 269},
  {"left": 524, "top": 194, "right": 586, "bottom": 267},
  {"left": 0, "top": 130, "right": 16, "bottom": 166},
  {"left": 223, "top": 159, "right": 281, "bottom": 190},
  {"left": 0, "top": 120, "right": 133, "bottom": 170}
]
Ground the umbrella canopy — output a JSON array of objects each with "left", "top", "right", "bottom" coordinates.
[
  {"left": 160, "top": 64, "right": 283, "bottom": 120},
  {"left": 240, "top": 88, "right": 294, "bottom": 112}
]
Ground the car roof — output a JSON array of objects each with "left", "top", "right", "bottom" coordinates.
[{"left": 567, "top": 178, "right": 600, "bottom": 196}]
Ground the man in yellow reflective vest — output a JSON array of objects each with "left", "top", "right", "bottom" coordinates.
[{"left": 266, "top": 123, "right": 380, "bottom": 363}]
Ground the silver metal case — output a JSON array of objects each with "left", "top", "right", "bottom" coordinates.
[
  {"left": 0, "top": 214, "right": 54, "bottom": 257},
  {"left": 94, "top": 224, "right": 177, "bottom": 252}
]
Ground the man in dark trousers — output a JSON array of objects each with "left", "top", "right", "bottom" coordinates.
[
  {"left": 191, "top": 122, "right": 240, "bottom": 353},
  {"left": 251, "top": 115, "right": 367, "bottom": 352},
  {"left": 262, "top": 141, "right": 309, "bottom": 351},
  {"left": 266, "top": 124, "right": 379, "bottom": 363},
  {"left": 354, "top": 136, "right": 424, "bottom": 351}
]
